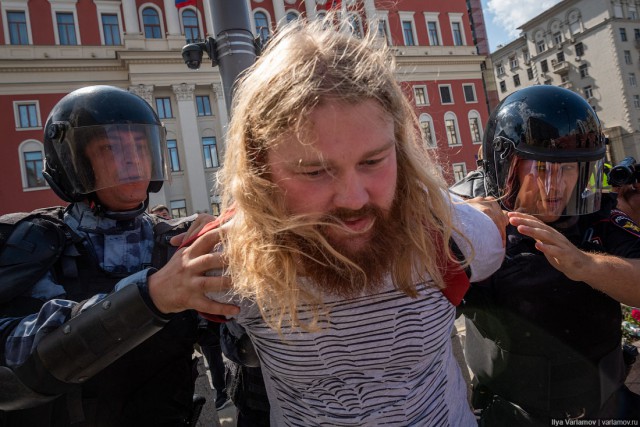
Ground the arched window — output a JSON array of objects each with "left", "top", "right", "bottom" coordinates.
[
  {"left": 467, "top": 110, "right": 483, "bottom": 145},
  {"left": 142, "top": 8, "right": 162, "bottom": 39},
  {"left": 347, "top": 13, "right": 363, "bottom": 38},
  {"left": 182, "top": 9, "right": 200, "bottom": 42},
  {"left": 254, "top": 11, "right": 270, "bottom": 45},
  {"left": 286, "top": 11, "right": 299, "bottom": 23},
  {"left": 444, "top": 112, "right": 461, "bottom": 146},
  {"left": 19, "top": 140, "right": 47, "bottom": 189},
  {"left": 419, "top": 113, "right": 436, "bottom": 149}
]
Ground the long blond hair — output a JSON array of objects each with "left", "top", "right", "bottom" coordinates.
[{"left": 217, "top": 16, "right": 469, "bottom": 332}]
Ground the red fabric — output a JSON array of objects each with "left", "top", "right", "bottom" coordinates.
[
  {"left": 175, "top": 0, "right": 196, "bottom": 9},
  {"left": 325, "top": 0, "right": 341, "bottom": 10}
]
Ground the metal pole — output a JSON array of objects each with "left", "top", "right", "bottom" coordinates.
[{"left": 208, "top": 0, "right": 257, "bottom": 114}]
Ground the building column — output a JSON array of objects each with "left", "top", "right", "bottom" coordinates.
[
  {"left": 121, "top": 0, "right": 140, "bottom": 34},
  {"left": 212, "top": 82, "right": 229, "bottom": 130},
  {"left": 203, "top": 0, "right": 215, "bottom": 36},
  {"left": 273, "top": 0, "right": 286, "bottom": 27},
  {"left": 163, "top": 0, "right": 182, "bottom": 36},
  {"left": 363, "top": 0, "right": 376, "bottom": 27},
  {"left": 172, "top": 83, "right": 211, "bottom": 214},
  {"left": 304, "top": 0, "right": 317, "bottom": 20}
]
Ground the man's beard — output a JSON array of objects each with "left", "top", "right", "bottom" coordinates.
[{"left": 290, "top": 201, "right": 407, "bottom": 298}]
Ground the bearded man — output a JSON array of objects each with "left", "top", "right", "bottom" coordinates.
[{"left": 190, "top": 18, "right": 505, "bottom": 426}]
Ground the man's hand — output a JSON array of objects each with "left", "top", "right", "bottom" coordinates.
[
  {"left": 466, "top": 196, "right": 508, "bottom": 246},
  {"left": 508, "top": 211, "right": 590, "bottom": 281},
  {"left": 148, "top": 226, "right": 240, "bottom": 317}
]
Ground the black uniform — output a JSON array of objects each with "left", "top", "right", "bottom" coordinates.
[{"left": 452, "top": 173, "right": 640, "bottom": 424}]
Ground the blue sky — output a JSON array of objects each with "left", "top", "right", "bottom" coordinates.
[{"left": 481, "top": 0, "right": 562, "bottom": 52}]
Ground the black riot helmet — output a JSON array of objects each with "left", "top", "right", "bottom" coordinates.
[
  {"left": 483, "top": 85, "right": 606, "bottom": 220},
  {"left": 43, "top": 85, "right": 168, "bottom": 204}
]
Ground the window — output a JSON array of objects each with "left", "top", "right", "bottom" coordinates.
[
  {"left": 170, "top": 200, "right": 187, "bottom": 218},
  {"left": 499, "top": 80, "right": 506, "bottom": 93},
  {"left": 419, "top": 114, "right": 436, "bottom": 148},
  {"left": 347, "top": 13, "right": 363, "bottom": 38},
  {"left": 541, "top": 60, "right": 549, "bottom": 73},
  {"left": 579, "top": 63, "right": 589, "bottom": 78},
  {"left": 510, "top": 56, "right": 518, "bottom": 69},
  {"left": 167, "top": 139, "right": 181, "bottom": 172},
  {"left": 635, "top": 28, "right": 640, "bottom": 40},
  {"left": 634, "top": 95, "right": 640, "bottom": 108},
  {"left": 196, "top": 95, "right": 212, "bottom": 116},
  {"left": 575, "top": 42, "right": 584, "bottom": 56},
  {"left": 143, "top": 8, "right": 162, "bottom": 39},
  {"left": 523, "top": 49, "right": 530, "bottom": 63},
  {"left": 424, "top": 21, "right": 439, "bottom": 46},
  {"left": 621, "top": 28, "right": 628, "bottom": 42},
  {"left": 513, "top": 74, "right": 521, "bottom": 87},
  {"left": 625, "top": 50, "right": 633, "bottom": 64},
  {"left": 452, "top": 163, "right": 467, "bottom": 182},
  {"left": 23, "top": 151, "right": 45, "bottom": 188},
  {"left": 463, "top": 84, "right": 477, "bottom": 103},
  {"left": 182, "top": 9, "right": 199, "bottom": 42},
  {"left": 527, "top": 68, "right": 534, "bottom": 80},
  {"left": 584, "top": 85, "right": 593, "bottom": 99},
  {"left": 56, "top": 12, "right": 77, "bottom": 45},
  {"left": 202, "top": 137, "right": 219, "bottom": 168},
  {"left": 556, "top": 51, "right": 565, "bottom": 62},
  {"left": 536, "top": 40, "right": 546, "bottom": 54},
  {"left": 286, "top": 11, "right": 299, "bottom": 23},
  {"left": 155, "top": 98, "right": 173, "bottom": 119},
  {"left": 553, "top": 32, "right": 563, "bottom": 45},
  {"left": 376, "top": 18, "right": 391, "bottom": 45},
  {"left": 496, "top": 63, "right": 505, "bottom": 75},
  {"left": 439, "top": 85, "right": 453, "bottom": 104},
  {"left": 468, "top": 112, "right": 482, "bottom": 144},
  {"left": 15, "top": 102, "right": 39, "bottom": 129},
  {"left": 101, "top": 14, "right": 121, "bottom": 45},
  {"left": 630, "top": 72, "right": 637, "bottom": 87},
  {"left": 630, "top": 5, "right": 638, "bottom": 20},
  {"left": 413, "top": 86, "right": 428, "bottom": 106},
  {"left": 7, "top": 11, "right": 28, "bottom": 45},
  {"left": 254, "top": 11, "right": 270, "bottom": 45},
  {"left": 452, "top": 22, "right": 463, "bottom": 46},
  {"left": 444, "top": 113, "right": 460, "bottom": 146},
  {"left": 402, "top": 21, "right": 415, "bottom": 46}
]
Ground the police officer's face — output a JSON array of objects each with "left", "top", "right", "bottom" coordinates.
[
  {"left": 85, "top": 130, "right": 151, "bottom": 211},
  {"left": 515, "top": 160, "right": 579, "bottom": 223}
]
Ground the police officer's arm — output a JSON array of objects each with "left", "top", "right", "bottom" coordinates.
[{"left": 508, "top": 211, "right": 640, "bottom": 307}]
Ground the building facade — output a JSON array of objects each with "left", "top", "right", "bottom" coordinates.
[
  {"left": 490, "top": 0, "right": 640, "bottom": 163},
  {"left": 1, "top": 0, "right": 490, "bottom": 216}
]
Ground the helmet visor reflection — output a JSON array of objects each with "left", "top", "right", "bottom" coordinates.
[
  {"left": 53, "top": 124, "right": 168, "bottom": 195},
  {"left": 500, "top": 156, "right": 603, "bottom": 218}
]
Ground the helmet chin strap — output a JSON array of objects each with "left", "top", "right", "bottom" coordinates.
[{"left": 88, "top": 193, "right": 149, "bottom": 221}]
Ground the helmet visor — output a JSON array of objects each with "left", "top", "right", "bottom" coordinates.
[
  {"left": 499, "top": 155, "right": 603, "bottom": 220},
  {"left": 53, "top": 123, "right": 168, "bottom": 195}
]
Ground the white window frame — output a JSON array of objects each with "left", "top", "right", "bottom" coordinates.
[
  {"left": 139, "top": 3, "right": 166, "bottom": 39},
  {"left": 399, "top": 11, "right": 417, "bottom": 46},
  {"left": 180, "top": 6, "right": 204, "bottom": 41},
  {"left": 625, "top": 50, "right": 632, "bottom": 64},
  {"left": 19, "top": 139, "right": 48, "bottom": 191},
  {"left": 424, "top": 12, "right": 443, "bottom": 46},
  {"left": 2, "top": 1, "right": 33, "bottom": 45},
  {"left": 496, "top": 63, "right": 505, "bottom": 76},
  {"left": 413, "top": 85, "right": 429, "bottom": 106},
  {"left": 13, "top": 100, "right": 42, "bottom": 130},
  {"left": 448, "top": 12, "right": 466, "bottom": 46},
  {"left": 584, "top": 85, "right": 593, "bottom": 99},
  {"left": 509, "top": 56, "right": 519, "bottom": 69},
  {"left": 634, "top": 95, "right": 640, "bottom": 108},
  {"left": 444, "top": 111, "right": 462, "bottom": 146},
  {"left": 468, "top": 110, "right": 483, "bottom": 145},
  {"left": 50, "top": 0, "right": 81, "bottom": 45},
  {"left": 462, "top": 83, "right": 477, "bottom": 103},
  {"left": 452, "top": 162, "right": 467, "bottom": 182},
  {"left": 630, "top": 72, "right": 637, "bottom": 87},
  {"left": 253, "top": 8, "right": 273, "bottom": 43},
  {"left": 95, "top": 0, "right": 124, "bottom": 46},
  {"left": 375, "top": 10, "right": 391, "bottom": 46},
  {"left": 419, "top": 113, "right": 437, "bottom": 149},
  {"left": 439, "top": 84, "right": 454, "bottom": 105}
]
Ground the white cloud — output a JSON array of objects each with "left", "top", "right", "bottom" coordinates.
[{"left": 486, "top": 0, "right": 562, "bottom": 38}]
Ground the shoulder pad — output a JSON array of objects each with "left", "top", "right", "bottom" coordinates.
[
  {"left": 609, "top": 209, "right": 640, "bottom": 238},
  {"left": 0, "top": 210, "right": 69, "bottom": 304},
  {"left": 449, "top": 170, "right": 488, "bottom": 199}
]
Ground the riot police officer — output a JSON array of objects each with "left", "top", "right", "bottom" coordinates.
[
  {"left": 0, "top": 86, "right": 235, "bottom": 426},
  {"left": 451, "top": 85, "right": 640, "bottom": 424}
]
